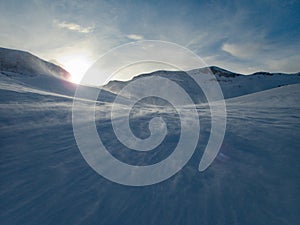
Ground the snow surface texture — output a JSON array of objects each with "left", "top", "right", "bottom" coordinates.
[{"left": 1, "top": 48, "right": 300, "bottom": 225}]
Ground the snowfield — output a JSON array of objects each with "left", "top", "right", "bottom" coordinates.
[{"left": 1, "top": 48, "right": 300, "bottom": 225}]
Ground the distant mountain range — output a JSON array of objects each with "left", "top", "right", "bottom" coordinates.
[
  {"left": 1, "top": 47, "right": 300, "bottom": 101},
  {"left": 105, "top": 67, "right": 300, "bottom": 101}
]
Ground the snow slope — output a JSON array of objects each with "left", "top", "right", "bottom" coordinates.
[
  {"left": 0, "top": 48, "right": 118, "bottom": 102},
  {"left": 105, "top": 67, "right": 300, "bottom": 101},
  {"left": 0, "top": 47, "right": 77, "bottom": 96},
  {"left": 227, "top": 83, "right": 300, "bottom": 107},
  {"left": 0, "top": 47, "right": 70, "bottom": 80},
  {"left": 0, "top": 49, "right": 300, "bottom": 225}
]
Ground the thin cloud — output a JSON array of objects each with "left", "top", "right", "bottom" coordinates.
[
  {"left": 1, "top": 0, "right": 299, "bottom": 76},
  {"left": 54, "top": 20, "right": 94, "bottom": 33},
  {"left": 126, "top": 34, "right": 144, "bottom": 41},
  {"left": 221, "top": 42, "right": 263, "bottom": 59}
]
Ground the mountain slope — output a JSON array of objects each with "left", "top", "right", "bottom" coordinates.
[
  {"left": 0, "top": 47, "right": 70, "bottom": 79},
  {"left": 0, "top": 47, "right": 77, "bottom": 96},
  {"left": 0, "top": 48, "right": 118, "bottom": 101},
  {"left": 105, "top": 67, "right": 300, "bottom": 101},
  {"left": 227, "top": 83, "right": 300, "bottom": 107}
]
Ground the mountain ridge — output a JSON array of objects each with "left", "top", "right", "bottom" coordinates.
[
  {"left": 0, "top": 47, "right": 70, "bottom": 80},
  {"left": 104, "top": 67, "right": 300, "bottom": 100},
  {"left": 1, "top": 47, "right": 300, "bottom": 101},
  {"left": 1, "top": 47, "right": 299, "bottom": 83}
]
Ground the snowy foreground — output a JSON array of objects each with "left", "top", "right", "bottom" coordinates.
[{"left": 1, "top": 51, "right": 300, "bottom": 225}]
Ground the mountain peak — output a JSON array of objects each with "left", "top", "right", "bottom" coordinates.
[{"left": 192, "top": 66, "right": 242, "bottom": 78}]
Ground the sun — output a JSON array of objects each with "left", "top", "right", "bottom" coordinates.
[{"left": 59, "top": 54, "right": 92, "bottom": 84}]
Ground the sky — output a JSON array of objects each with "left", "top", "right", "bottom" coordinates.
[{"left": 0, "top": 0, "right": 299, "bottom": 82}]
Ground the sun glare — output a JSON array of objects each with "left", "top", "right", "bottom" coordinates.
[{"left": 59, "top": 54, "right": 92, "bottom": 84}]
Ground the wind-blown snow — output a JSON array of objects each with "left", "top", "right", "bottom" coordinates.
[
  {"left": 0, "top": 49, "right": 300, "bottom": 225},
  {"left": 0, "top": 47, "right": 71, "bottom": 80}
]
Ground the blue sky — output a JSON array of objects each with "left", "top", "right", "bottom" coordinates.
[{"left": 0, "top": 0, "right": 299, "bottom": 80}]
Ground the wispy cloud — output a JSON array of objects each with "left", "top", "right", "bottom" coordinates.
[
  {"left": 54, "top": 20, "right": 94, "bottom": 33},
  {"left": 221, "top": 42, "right": 263, "bottom": 59},
  {"left": 126, "top": 34, "right": 144, "bottom": 41},
  {"left": 1, "top": 0, "right": 299, "bottom": 76}
]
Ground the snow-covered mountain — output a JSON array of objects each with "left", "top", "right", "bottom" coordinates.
[
  {"left": 0, "top": 47, "right": 77, "bottom": 96},
  {"left": 1, "top": 47, "right": 299, "bottom": 102},
  {"left": 1, "top": 48, "right": 300, "bottom": 225},
  {"left": 0, "top": 47, "right": 70, "bottom": 79},
  {"left": 105, "top": 66, "right": 300, "bottom": 101},
  {"left": 0, "top": 48, "right": 117, "bottom": 101}
]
